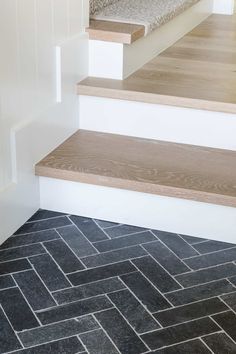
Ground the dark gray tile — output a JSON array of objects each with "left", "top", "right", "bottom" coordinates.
[
  {"left": 141, "top": 317, "right": 220, "bottom": 350},
  {"left": 184, "top": 248, "right": 236, "bottom": 270},
  {"left": 53, "top": 277, "right": 125, "bottom": 304},
  {"left": 14, "top": 216, "right": 71, "bottom": 235},
  {"left": 43, "top": 239, "right": 84, "bottom": 273},
  {"left": 94, "top": 231, "right": 156, "bottom": 253},
  {"left": 0, "top": 244, "right": 45, "bottom": 263},
  {"left": 132, "top": 256, "right": 181, "bottom": 293},
  {"left": 69, "top": 215, "right": 108, "bottom": 242},
  {"left": 0, "top": 307, "right": 22, "bottom": 353},
  {"left": 154, "top": 297, "right": 228, "bottom": 327},
  {"left": 58, "top": 225, "right": 97, "bottom": 258},
  {"left": 0, "top": 287, "right": 39, "bottom": 331},
  {"left": 68, "top": 261, "right": 136, "bottom": 286},
  {"left": 143, "top": 241, "right": 190, "bottom": 275},
  {"left": 213, "top": 311, "right": 236, "bottom": 342},
  {"left": 27, "top": 209, "right": 67, "bottom": 222},
  {"left": 29, "top": 254, "right": 71, "bottom": 291},
  {"left": 19, "top": 316, "right": 99, "bottom": 348},
  {"left": 105, "top": 224, "right": 147, "bottom": 238},
  {"left": 175, "top": 263, "right": 236, "bottom": 287},
  {"left": 37, "top": 295, "right": 112, "bottom": 325},
  {"left": 229, "top": 275, "right": 236, "bottom": 287},
  {"left": 152, "top": 339, "right": 212, "bottom": 353},
  {"left": 152, "top": 231, "right": 198, "bottom": 258},
  {"left": 13, "top": 336, "right": 84, "bottom": 354},
  {"left": 95, "top": 308, "right": 148, "bottom": 354},
  {"left": 1, "top": 229, "right": 59, "bottom": 249},
  {"left": 0, "top": 258, "right": 31, "bottom": 276},
  {"left": 14, "top": 270, "right": 56, "bottom": 311},
  {"left": 94, "top": 219, "right": 119, "bottom": 229},
  {"left": 108, "top": 289, "right": 160, "bottom": 334},
  {"left": 121, "top": 271, "right": 171, "bottom": 313},
  {"left": 80, "top": 329, "right": 119, "bottom": 354},
  {"left": 180, "top": 234, "right": 207, "bottom": 245},
  {"left": 221, "top": 292, "right": 236, "bottom": 311},
  {"left": 166, "top": 279, "right": 235, "bottom": 306},
  {"left": 82, "top": 245, "right": 147, "bottom": 268},
  {"left": 203, "top": 332, "right": 236, "bottom": 354},
  {"left": 193, "top": 240, "right": 236, "bottom": 254},
  {"left": 0, "top": 275, "right": 15, "bottom": 290}
]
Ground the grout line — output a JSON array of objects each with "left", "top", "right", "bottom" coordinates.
[
  {"left": 0, "top": 237, "right": 60, "bottom": 252},
  {"left": 25, "top": 214, "right": 68, "bottom": 224},
  {"left": 92, "top": 229, "right": 152, "bottom": 245},
  {"left": 0, "top": 253, "right": 47, "bottom": 265},
  {"left": 177, "top": 233, "right": 201, "bottom": 256},
  {"left": 92, "top": 219, "right": 112, "bottom": 240},
  {"left": 182, "top": 246, "right": 236, "bottom": 261}
]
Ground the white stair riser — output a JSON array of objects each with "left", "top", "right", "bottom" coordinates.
[
  {"left": 79, "top": 95, "right": 236, "bottom": 151},
  {"left": 39, "top": 177, "right": 236, "bottom": 243},
  {"left": 89, "top": 0, "right": 213, "bottom": 79}
]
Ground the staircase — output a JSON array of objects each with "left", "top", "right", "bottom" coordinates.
[{"left": 36, "top": 4, "right": 236, "bottom": 243}]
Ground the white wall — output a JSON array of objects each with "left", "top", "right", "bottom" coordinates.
[
  {"left": 0, "top": 0, "right": 89, "bottom": 243},
  {"left": 213, "top": 0, "right": 235, "bottom": 14}
]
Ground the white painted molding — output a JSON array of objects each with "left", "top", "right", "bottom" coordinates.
[
  {"left": 39, "top": 177, "right": 236, "bottom": 243},
  {"left": 213, "top": 0, "right": 235, "bottom": 14},
  {"left": 89, "top": 0, "right": 213, "bottom": 79}
]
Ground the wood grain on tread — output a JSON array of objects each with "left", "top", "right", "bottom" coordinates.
[
  {"left": 35, "top": 130, "right": 236, "bottom": 208},
  {"left": 78, "top": 14, "right": 236, "bottom": 114},
  {"left": 86, "top": 20, "right": 145, "bottom": 44}
]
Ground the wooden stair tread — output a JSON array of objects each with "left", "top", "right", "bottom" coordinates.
[
  {"left": 35, "top": 130, "right": 236, "bottom": 207},
  {"left": 86, "top": 20, "right": 145, "bottom": 44},
  {"left": 79, "top": 14, "right": 236, "bottom": 114}
]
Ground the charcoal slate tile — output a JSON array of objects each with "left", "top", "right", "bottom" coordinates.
[
  {"left": 193, "top": 240, "right": 236, "bottom": 254},
  {"left": 43, "top": 239, "right": 84, "bottom": 273},
  {"left": 152, "top": 231, "right": 198, "bottom": 258},
  {"left": 154, "top": 297, "right": 228, "bottom": 327},
  {"left": 141, "top": 317, "right": 220, "bottom": 350},
  {"left": 166, "top": 279, "right": 235, "bottom": 306},
  {"left": 184, "top": 248, "right": 236, "bottom": 270},
  {"left": 105, "top": 224, "right": 147, "bottom": 238},
  {"left": 152, "top": 339, "right": 212, "bottom": 353},
  {"left": 142, "top": 241, "right": 190, "bottom": 275},
  {"left": 0, "top": 275, "right": 15, "bottom": 290},
  {"left": 68, "top": 261, "right": 136, "bottom": 286},
  {"left": 27, "top": 209, "right": 67, "bottom": 222},
  {"left": 53, "top": 277, "right": 125, "bottom": 304},
  {"left": 80, "top": 329, "right": 119, "bottom": 354},
  {"left": 175, "top": 263, "right": 236, "bottom": 287},
  {"left": 14, "top": 270, "right": 56, "bottom": 311},
  {"left": 132, "top": 256, "right": 181, "bottom": 293},
  {"left": 57, "top": 225, "right": 98, "bottom": 258},
  {"left": 19, "top": 315, "right": 99, "bottom": 348},
  {"left": 0, "top": 307, "right": 22, "bottom": 353},
  {"left": 94, "top": 219, "right": 119, "bottom": 229},
  {"left": 15, "top": 216, "right": 71, "bottom": 235},
  {"left": 29, "top": 254, "right": 71, "bottom": 291},
  {"left": 95, "top": 308, "right": 148, "bottom": 354},
  {"left": 121, "top": 271, "right": 171, "bottom": 313},
  {"left": 221, "top": 292, "right": 236, "bottom": 311},
  {"left": 0, "top": 258, "right": 31, "bottom": 275},
  {"left": 1, "top": 229, "right": 60, "bottom": 250},
  {"left": 0, "top": 287, "right": 39, "bottom": 331},
  {"left": 180, "top": 234, "right": 207, "bottom": 245},
  {"left": 0, "top": 244, "right": 45, "bottom": 263},
  {"left": 13, "top": 336, "right": 84, "bottom": 354},
  {"left": 203, "top": 332, "right": 236, "bottom": 353},
  {"left": 108, "top": 289, "right": 160, "bottom": 333},
  {"left": 81, "top": 245, "right": 147, "bottom": 268},
  {"left": 37, "top": 295, "right": 112, "bottom": 325},
  {"left": 69, "top": 215, "right": 109, "bottom": 242},
  {"left": 213, "top": 311, "right": 236, "bottom": 342},
  {"left": 94, "top": 231, "right": 156, "bottom": 253}
]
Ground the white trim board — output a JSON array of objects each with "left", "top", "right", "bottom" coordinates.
[
  {"left": 39, "top": 177, "right": 236, "bottom": 243},
  {"left": 89, "top": 0, "right": 213, "bottom": 79},
  {"left": 213, "top": 0, "right": 235, "bottom": 14},
  {"left": 79, "top": 96, "right": 236, "bottom": 151}
]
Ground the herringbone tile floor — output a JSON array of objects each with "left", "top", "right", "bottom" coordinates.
[{"left": 1, "top": 210, "right": 236, "bottom": 353}]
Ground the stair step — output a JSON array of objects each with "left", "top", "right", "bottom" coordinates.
[
  {"left": 78, "top": 14, "right": 236, "bottom": 114},
  {"left": 87, "top": 20, "right": 145, "bottom": 44},
  {"left": 35, "top": 130, "right": 236, "bottom": 208}
]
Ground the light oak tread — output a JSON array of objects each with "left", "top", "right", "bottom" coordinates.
[
  {"left": 36, "top": 130, "right": 236, "bottom": 208},
  {"left": 78, "top": 14, "right": 236, "bottom": 114},
  {"left": 86, "top": 20, "right": 145, "bottom": 44}
]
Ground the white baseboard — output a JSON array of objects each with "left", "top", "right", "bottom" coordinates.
[
  {"left": 89, "top": 0, "right": 213, "bottom": 79},
  {"left": 213, "top": 0, "right": 235, "bottom": 14},
  {"left": 79, "top": 96, "right": 236, "bottom": 151},
  {"left": 39, "top": 177, "right": 236, "bottom": 243}
]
